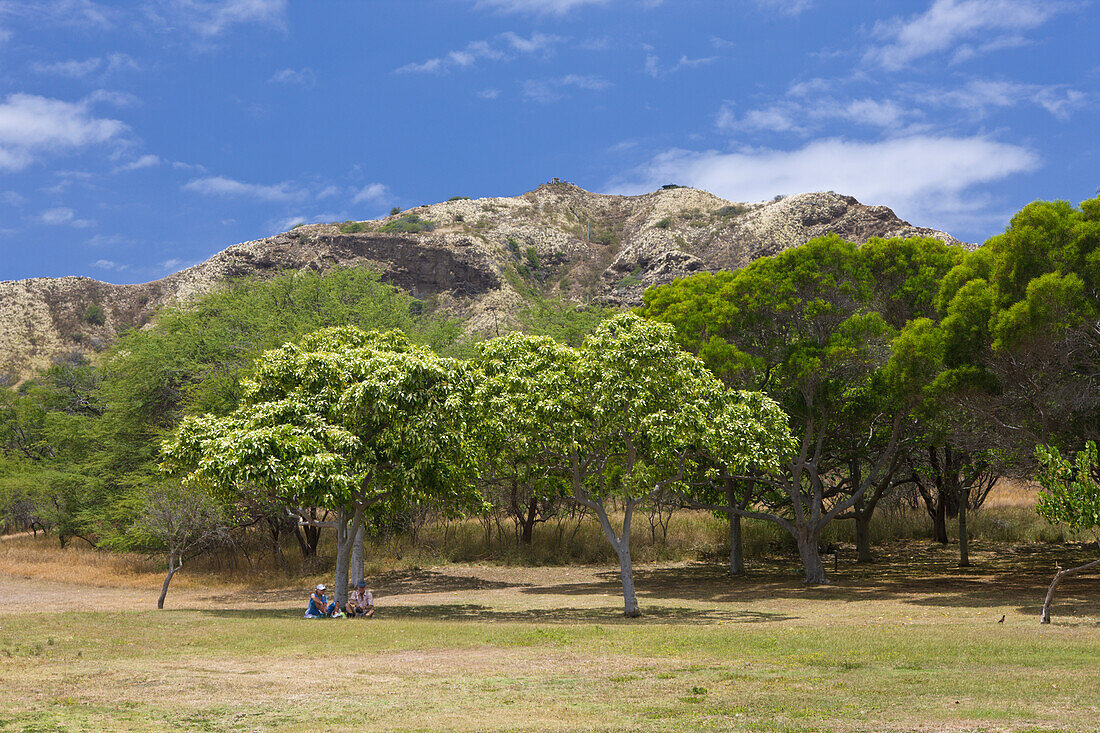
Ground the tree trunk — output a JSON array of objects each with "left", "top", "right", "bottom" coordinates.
[
  {"left": 1040, "top": 558, "right": 1100, "bottom": 623},
  {"left": 157, "top": 552, "right": 181, "bottom": 610},
  {"left": 958, "top": 487, "right": 970, "bottom": 568},
  {"left": 728, "top": 512, "right": 745, "bottom": 576},
  {"left": 332, "top": 508, "right": 361, "bottom": 607},
  {"left": 350, "top": 524, "right": 365, "bottom": 587},
  {"left": 794, "top": 524, "right": 828, "bottom": 584},
  {"left": 520, "top": 497, "right": 537, "bottom": 545},
  {"left": 855, "top": 511, "right": 873, "bottom": 564},
  {"left": 592, "top": 498, "right": 641, "bottom": 617},
  {"left": 618, "top": 545, "right": 640, "bottom": 617},
  {"left": 932, "top": 498, "right": 949, "bottom": 544}
]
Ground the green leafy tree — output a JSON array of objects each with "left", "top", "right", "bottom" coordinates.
[
  {"left": 644, "top": 235, "right": 937, "bottom": 582},
  {"left": 162, "top": 327, "right": 484, "bottom": 606},
  {"left": 1035, "top": 442, "right": 1100, "bottom": 624}
]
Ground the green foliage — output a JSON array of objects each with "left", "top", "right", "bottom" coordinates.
[
  {"left": 339, "top": 221, "right": 368, "bottom": 234},
  {"left": 379, "top": 214, "right": 436, "bottom": 234},
  {"left": 1036, "top": 442, "right": 1100, "bottom": 532},
  {"left": 84, "top": 304, "right": 106, "bottom": 326},
  {"left": 654, "top": 218, "right": 672, "bottom": 229},
  {"left": 389, "top": 206, "right": 402, "bottom": 216},
  {"left": 448, "top": 196, "right": 471, "bottom": 201},
  {"left": 715, "top": 204, "right": 749, "bottom": 219},
  {"left": 524, "top": 246, "right": 540, "bottom": 270},
  {"left": 515, "top": 299, "right": 620, "bottom": 347}
]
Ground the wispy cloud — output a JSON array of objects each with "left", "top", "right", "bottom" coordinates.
[
  {"left": 157, "top": 0, "right": 288, "bottom": 37},
  {"left": 113, "top": 153, "right": 161, "bottom": 172},
  {"left": 522, "top": 74, "right": 611, "bottom": 103},
  {"left": 645, "top": 53, "right": 719, "bottom": 78},
  {"left": 866, "top": 0, "right": 1064, "bottom": 70},
  {"left": 717, "top": 96, "right": 915, "bottom": 134},
  {"left": 476, "top": 88, "right": 501, "bottom": 100},
  {"left": 473, "top": 0, "right": 610, "bottom": 14},
  {"left": 29, "top": 53, "right": 139, "bottom": 77},
  {"left": 0, "top": 93, "right": 127, "bottom": 171},
  {"left": 352, "top": 182, "right": 391, "bottom": 205},
  {"left": 609, "top": 135, "right": 1039, "bottom": 232},
  {"left": 91, "top": 258, "right": 127, "bottom": 271},
  {"left": 753, "top": 0, "right": 812, "bottom": 16},
  {"left": 182, "top": 175, "right": 302, "bottom": 202},
  {"left": 269, "top": 67, "right": 315, "bottom": 86},
  {"left": 396, "top": 31, "right": 563, "bottom": 74},
  {"left": 39, "top": 206, "right": 96, "bottom": 228},
  {"left": 913, "top": 79, "right": 1087, "bottom": 119}
]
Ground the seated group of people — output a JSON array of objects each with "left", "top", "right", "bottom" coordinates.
[{"left": 305, "top": 580, "right": 375, "bottom": 619}]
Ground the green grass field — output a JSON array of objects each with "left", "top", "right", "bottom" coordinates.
[{"left": 1, "top": 530, "right": 1098, "bottom": 732}]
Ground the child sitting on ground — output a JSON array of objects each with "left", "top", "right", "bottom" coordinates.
[{"left": 348, "top": 580, "right": 374, "bottom": 618}]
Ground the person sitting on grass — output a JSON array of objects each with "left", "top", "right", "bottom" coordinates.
[
  {"left": 304, "top": 583, "right": 337, "bottom": 618},
  {"left": 348, "top": 580, "right": 375, "bottom": 618}
]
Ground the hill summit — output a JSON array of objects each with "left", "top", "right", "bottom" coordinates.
[{"left": 0, "top": 182, "right": 962, "bottom": 379}]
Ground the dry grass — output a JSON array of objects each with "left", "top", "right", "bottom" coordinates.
[{"left": 0, "top": 537, "right": 1098, "bottom": 732}]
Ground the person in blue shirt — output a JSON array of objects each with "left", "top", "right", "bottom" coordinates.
[{"left": 304, "top": 583, "right": 338, "bottom": 618}]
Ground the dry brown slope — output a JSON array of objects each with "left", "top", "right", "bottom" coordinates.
[{"left": 0, "top": 182, "right": 964, "bottom": 379}]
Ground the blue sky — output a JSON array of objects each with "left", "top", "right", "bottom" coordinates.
[{"left": 0, "top": 0, "right": 1096, "bottom": 283}]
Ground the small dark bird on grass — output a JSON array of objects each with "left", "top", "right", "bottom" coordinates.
[{"left": 998, "top": 615, "right": 1005, "bottom": 623}]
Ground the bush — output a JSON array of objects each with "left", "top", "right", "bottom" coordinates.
[
  {"left": 716, "top": 204, "right": 749, "bottom": 218},
  {"left": 380, "top": 214, "right": 436, "bottom": 234},
  {"left": 524, "top": 247, "right": 540, "bottom": 270},
  {"left": 448, "top": 196, "right": 470, "bottom": 202},
  {"left": 339, "top": 221, "right": 368, "bottom": 234},
  {"left": 84, "top": 304, "right": 105, "bottom": 326},
  {"left": 506, "top": 237, "right": 520, "bottom": 256},
  {"left": 389, "top": 206, "right": 402, "bottom": 216},
  {"left": 654, "top": 218, "right": 672, "bottom": 230}
]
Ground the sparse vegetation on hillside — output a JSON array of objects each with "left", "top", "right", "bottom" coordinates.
[{"left": 380, "top": 214, "right": 436, "bottom": 233}]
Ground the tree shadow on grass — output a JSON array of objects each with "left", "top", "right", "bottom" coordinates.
[
  {"left": 202, "top": 568, "right": 531, "bottom": 606},
  {"left": 196, "top": 604, "right": 794, "bottom": 625},
  {"left": 518, "top": 541, "right": 1100, "bottom": 619}
]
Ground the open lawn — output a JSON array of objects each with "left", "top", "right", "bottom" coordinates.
[{"left": 1, "top": 531, "right": 1098, "bottom": 732}]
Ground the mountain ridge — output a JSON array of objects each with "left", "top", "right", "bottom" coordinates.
[{"left": 0, "top": 182, "right": 965, "bottom": 379}]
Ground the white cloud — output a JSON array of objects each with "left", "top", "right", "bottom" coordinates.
[
  {"left": 183, "top": 175, "right": 301, "bottom": 202},
  {"left": 352, "top": 182, "right": 391, "bottom": 205},
  {"left": 609, "top": 135, "right": 1039, "bottom": 231},
  {"left": 522, "top": 74, "right": 611, "bottom": 103},
  {"left": 396, "top": 31, "right": 563, "bottom": 74},
  {"left": 1, "top": 190, "right": 26, "bottom": 206},
  {"left": 717, "top": 95, "right": 915, "bottom": 134},
  {"left": 0, "top": 93, "right": 127, "bottom": 171},
  {"left": 499, "top": 31, "right": 563, "bottom": 54},
  {"left": 866, "top": 0, "right": 1062, "bottom": 70},
  {"left": 476, "top": 88, "right": 501, "bottom": 99},
  {"left": 30, "top": 57, "right": 102, "bottom": 77},
  {"left": 84, "top": 89, "right": 140, "bottom": 107},
  {"left": 474, "top": 0, "right": 610, "bottom": 14},
  {"left": 91, "top": 258, "right": 127, "bottom": 271},
  {"left": 269, "top": 67, "right": 315, "bottom": 86},
  {"left": 915, "top": 79, "right": 1087, "bottom": 119},
  {"left": 754, "top": 0, "right": 812, "bottom": 16},
  {"left": 39, "top": 206, "right": 95, "bottom": 227},
  {"left": 161, "top": 0, "right": 287, "bottom": 37},
  {"left": 113, "top": 153, "right": 160, "bottom": 172}
]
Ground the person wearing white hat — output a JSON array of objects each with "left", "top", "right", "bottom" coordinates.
[{"left": 304, "top": 583, "right": 337, "bottom": 618}]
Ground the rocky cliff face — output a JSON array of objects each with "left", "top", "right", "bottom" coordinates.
[{"left": 0, "top": 183, "right": 964, "bottom": 379}]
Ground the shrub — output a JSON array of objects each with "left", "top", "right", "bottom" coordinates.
[
  {"left": 654, "top": 218, "right": 672, "bottom": 229},
  {"left": 661, "top": 184, "right": 684, "bottom": 190},
  {"left": 716, "top": 204, "right": 749, "bottom": 218},
  {"left": 453, "top": 214, "right": 465, "bottom": 223},
  {"left": 524, "top": 246, "right": 540, "bottom": 270},
  {"left": 506, "top": 237, "right": 520, "bottom": 256},
  {"left": 339, "top": 221, "right": 367, "bottom": 234},
  {"left": 389, "top": 206, "right": 402, "bottom": 216},
  {"left": 380, "top": 214, "right": 436, "bottom": 234},
  {"left": 84, "top": 304, "right": 105, "bottom": 326},
  {"left": 448, "top": 196, "right": 470, "bottom": 201}
]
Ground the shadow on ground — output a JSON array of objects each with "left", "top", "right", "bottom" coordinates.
[{"left": 195, "top": 604, "right": 794, "bottom": 624}]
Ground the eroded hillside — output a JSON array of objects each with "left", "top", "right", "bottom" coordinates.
[{"left": 0, "top": 182, "right": 963, "bottom": 379}]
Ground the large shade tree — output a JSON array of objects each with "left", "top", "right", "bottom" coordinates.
[
  {"left": 644, "top": 236, "right": 947, "bottom": 582},
  {"left": 162, "top": 327, "right": 483, "bottom": 606},
  {"left": 475, "top": 316, "right": 790, "bottom": 615}
]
